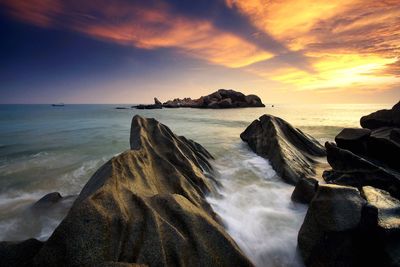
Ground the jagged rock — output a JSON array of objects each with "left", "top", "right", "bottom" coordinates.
[
  {"left": 360, "top": 101, "right": 400, "bottom": 129},
  {"left": 361, "top": 186, "right": 400, "bottom": 266},
  {"left": 240, "top": 114, "right": 326, "bottom": 185},
  {"left": 291, "top": 178, "right": 319, "bottom": 204},
  {"left": 335, "top": 128, "right": 371, "bottom": 155},
  {"left": 298, "top": 184, "right": 365, "bottom": 267},
  {"left": 31, "top": 192, "right": 62, "bottom": 210},
  {"left": 324, "top": 142, "right": 400, "bottom": 199},
  {"left": 0, "top": 239, "right": 43, "bottom": 267},
  {"left": 366, "top": 127, "right": 400, "bottom": 172},
  {"left": 163, "top": 89, "right": 265, "bottom": 109},
  {"left": 154, "top": 97, "right": 162, "bottom": 106},
  {"left": 361, "top": 186, "right": 400, "bottom": 233},
  {"left": 26, "top": 116, "right": 252, "bottom": 267}
]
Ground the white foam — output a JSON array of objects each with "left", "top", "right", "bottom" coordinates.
[{"left": 207, "top": 144, "right": 307, "bottom": 267}]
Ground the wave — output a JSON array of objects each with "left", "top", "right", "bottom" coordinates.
[{"left": 207, "top": 143, "right": 307, "bottom": 267}]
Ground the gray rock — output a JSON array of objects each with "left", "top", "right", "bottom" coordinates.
[
  {"left": 360, "top": 101, "right": 400, "bottom": 129},
  {"left": 240, "top": 114, "right": 326, "bottom": 185},
  {"left": 163, "top": 89, "right": 265, "bottom": 109},
  {"left": 335, "top": 128, "right": 371, "bottom": 155},
  {"left": 29, "top": 115, "right": 252, "bottom": 267},
  {"left": 291, "top": 177, "right": 318, "bottom": 204},
  {"left": 325, "top": 142, "right": 400, "bottom": 199},
  {"left": 298, "top": 184, "right": 365, "bottom": 267}
]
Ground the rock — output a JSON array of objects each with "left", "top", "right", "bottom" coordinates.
[
  {"left": 216, "top": 98, "right": 232, "bottom": 108},
  {"left": 115, "top": 107, "right": 130, "bottom": 110},
  {"left": 245, "top": 95, "right": 264, "bottom": 107},
  {"left": 154, "top": 97, "right": 162, "bottom": 106},
  {"left": 162, "top": 89, "right": 265, "bottom": 109},
  {"left": 335, "top": 128, "right": 371, "bottom": 155},
  {"left": 360, "top": 101, "right": 400, "bottom": 129},
  {"left": 31, "top": 192, "right": 62, "bottom": 210},
  {"left": 366, "top": 127, "right": 400, "bottom": 172},
  {"left": 325, "top": 142, "right": 400, "bottom": 199},
  {"left": 361, "top": 186, "right": 400, "bottom": 266},
  {"left": 240, "top": 114, "right": 326, "bottom": 185},
  {"left": 0, "top": 238, "right": 43, "bottom": 267},
  {"left": 29, "top": 115, "right": 252, "bottom": 267},
  {"left": 361, "top": 186, "right": 400, "bottom": 233},
  {"left": 291, "top": 177, "right": 319, "bottom": 204},
  {"left": 334, "top": 126, "right": 400, "bottom": 172},
  {"left": 298, "top": 184, "right": 365, "bottom": 267}
]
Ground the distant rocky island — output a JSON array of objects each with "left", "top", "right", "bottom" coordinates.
[{"left": 131, "top": 89, "right": 265, "bottom": 109}]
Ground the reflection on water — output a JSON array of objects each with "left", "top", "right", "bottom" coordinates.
[{"left": 0, "top": 103, "right": 392, "bottom": 263}]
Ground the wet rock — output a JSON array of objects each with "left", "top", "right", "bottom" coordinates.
[
  {"left": 29, "top": 115, "right": 252, "bottom": 267},
  {"left": 360, "top": 101, "right": 400, "bottom": 129},
  {"left": 291, "top": 178, "right": 318, "bottom": 204},
  {"left": 335, "top": 128, "right": 371, "bottom": 155},
  {"left": 0, "top": 238, "right": 43, "bottom": 267},
  {"left": 241, "top": 114, "right": 326, "bottom": 185},
  {"left": 325, "top": 142, "right": 400, "bottom": 199},
  {"left": 298, "top": 184, "right": 365, "bottom": 267},
  {"left": 31, "top": 192, "right": 62, "bottom": 210},
  {"left": 366, "top": 127, "right": 400, "bottom": 172},
  {"left": 361, "top": 186, "right": 400, "bottom": 233}
]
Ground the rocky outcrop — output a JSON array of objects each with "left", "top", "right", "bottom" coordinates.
[
  {"left": 240, "top": 114, "right": 326, "bottom": 185},
  {"left": 360, "top": 101, "right": 400, "bottom": 129},
  {"left": 1, "top": 116, "right": 253, "bottom": 267},
  {"left": 298, "top": 183, "right": 400, "bottom": 267},
  {"left": 298, "top": 184, "right": 366, "bottom": 267},
  {"left": 163, "top": 89, "right": 265, "bottom": 109},
  {"left": 324, "top": 142, "right": 400, "bottom": 199},
  {"left": 298, "top": 101, "right": 400, "bottom": 267}
]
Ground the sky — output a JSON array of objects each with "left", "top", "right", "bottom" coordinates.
[{"left": 0, "top": 0, "right": 399, "bottom": 104}]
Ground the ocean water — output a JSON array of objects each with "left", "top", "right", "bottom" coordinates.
[{"left": 0, "top": 103, "right": 392, "bottom": 266}]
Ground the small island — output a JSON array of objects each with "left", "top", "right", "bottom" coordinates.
[{"left": 133, "top": 89, "right": 265, "bottom": 109}]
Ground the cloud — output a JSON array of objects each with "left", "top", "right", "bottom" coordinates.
[
  {"left": 1, "top": 0, "right": 399, "bottom": 94},
  {"left": 0, "top": 0, "right": 277, "bottom": 68},
  {"left": 227, "top": 0, "right": 400, "bottom": 92}
]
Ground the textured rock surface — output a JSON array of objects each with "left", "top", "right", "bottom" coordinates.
[
  {"left": 291, "top": 178, "right": 319, "bottom": 204},
  {"left": 324, "top": 142, "right": 400, "bottom": 199},
  {"left": 335, "top": 128, "right": 371, "bottom": 155},
  {"left": 2, "top": 116, "right": 253, "bottom": 267},
  {"left": 163, "top": 89, "right": 265, "bottom": 109},
  {"left": 240, "top": 114, "right": 326, "bottom": 185},
  {"left": 298, "top": 184, "right": 365, "bottom": 267},
  {"left": 360, "top": 101, "right": 400, "bottom": 129}
]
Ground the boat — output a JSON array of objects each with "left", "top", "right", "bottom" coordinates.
[{"left": 52, "top": 103, "right": 65, "bottom": 107}]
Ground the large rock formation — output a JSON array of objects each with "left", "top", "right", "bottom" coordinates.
[
  {"left": 240, "top": 114, "right": 327, "bottom": 185},
  {"left": 1, "top": 116, "right": 253, "bottom": 267},
  {"left": 360, "top": 101, "right": 400, "bottom": 129},
  {"left": 298, "top": 101, "right": 400, "bottom": 267},
  {"left": 162, "top": 89, "right": 265, "bottom": 109}
]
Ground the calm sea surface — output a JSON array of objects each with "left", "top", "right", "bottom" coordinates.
[{"left": 0, "top": 103, "right": 391, "bottom": 266}]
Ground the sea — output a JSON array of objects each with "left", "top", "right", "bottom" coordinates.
[{"left": 0, "top": 103, "right": 392, "bottom": 266}]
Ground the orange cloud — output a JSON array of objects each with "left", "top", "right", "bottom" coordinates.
[
  {"left": 228, "top": 0, "right": 400, "bottom": 92},
  {"left": 1, "top": 0, "right": 272, "bottom": 68}
]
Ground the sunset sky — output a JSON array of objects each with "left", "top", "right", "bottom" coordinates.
[{"left": 1, "top": 0, "right": 399, "bottom": 104}]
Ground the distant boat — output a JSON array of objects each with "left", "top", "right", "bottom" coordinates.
[{"left": 52, "top": 103, "right": 65, "bottom": 107}]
